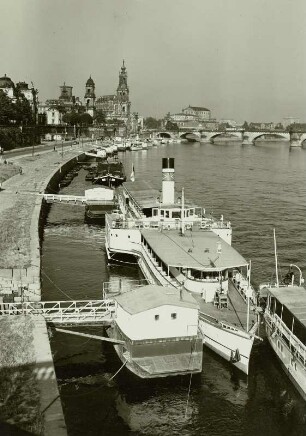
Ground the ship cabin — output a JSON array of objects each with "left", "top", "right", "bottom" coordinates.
[
  {"left": 112, "top": 285, "right": 203, "bottom": 375},
  {"left": 265, "top": 286, "right": 306, "bottom": 357},
  {"left": 140, "top": 229, "right": 250, "bottom": 303},
  {"left": 119, "top": 179, "right": 206, "bottom": 226},
  {"left": 114, "top": 285, "right": 199, "bottom": 341}
]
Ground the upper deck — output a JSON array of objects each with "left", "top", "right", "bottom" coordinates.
[
  {"left": 141, "top": 229, "right": 247, "bottom": 271},
  {"left": 267, "top": 286, "right": 306, "bottom": 328}
]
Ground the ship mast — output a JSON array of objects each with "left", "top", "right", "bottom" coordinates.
[{"left": 273, "top": 228, "right": 279, "bottom": 287}]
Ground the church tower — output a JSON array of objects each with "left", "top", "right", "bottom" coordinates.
[
  {"left": 84, "top": 76, "right": 96, "bottom": 117},
  {"left": 116, "top": 60, "right": 130, "bottom": 117}
]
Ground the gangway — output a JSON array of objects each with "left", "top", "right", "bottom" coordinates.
[
  {"left": 43, "top": 194, "right": 87, "bottom": 205},
  {"left": 0, "top": 299, "right": 116, "bottom": 326}
]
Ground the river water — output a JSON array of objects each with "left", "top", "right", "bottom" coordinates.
[{"left": 42, "top": 140, "right": 306, "bottom": 436}]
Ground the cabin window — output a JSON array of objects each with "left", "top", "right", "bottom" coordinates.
[
  {"left": 165, "top": 210, "right": 170, "bottom": 218},
  {"left": 153, "top": 209, "right": 158, "bottom": 217},
  {"left": 171, "top": 313, "right": 177, "bottom": 320},
  {"left": 172, "top": 211, "right": 180, "bottom": 218},
  {"left": 189, "top": 209, "right": 194, "bottom": 216},
  {"left": 160, "top": 210, "right": 164, "bottom": 217},
  {"left": 155, "top": 314, "right": 159, "bottom": 321}
]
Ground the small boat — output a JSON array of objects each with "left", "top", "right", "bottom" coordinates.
[
  {"left": 130, "top": 141, "right": 143, "bottom": 151},
  {"left": 260, "top": 231, "right": 306, "bottom": 400},
  {"left": 106, "top": 284, "right": 203, "bottom": 378},
  {"left": 105, "top": 158, "right": 259, "bottom": 374},
  {"left": 85, "top": 147, "right": 107, "bottom": 159},
  {"left": 84, "top": 187, "right": 114, "bottom": 221},
  {"left": 92, "top": 159, "right": 126, "bottom": 187}
]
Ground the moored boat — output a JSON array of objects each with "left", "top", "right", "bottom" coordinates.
[
  {"left": 92, "top": 158, "right": 126, "bottom": 187},
  {"left": 104, "top": 158, "right": 259, "bottom": 374},
  {"left": 260, "top": 232, "right": 306, "bottom": 400},
  {"left": 106, "top": 284, "right": 203, "bottom": 378}
]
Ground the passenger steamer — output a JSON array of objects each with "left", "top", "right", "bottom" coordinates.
[
  {"left": 261, "top": 235, "right": 306, "bottom": 399},
  {"left": 105, "top": 158, "right": 259, "bottom": 374}
]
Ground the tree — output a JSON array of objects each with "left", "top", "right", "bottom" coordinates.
[
  {"left": 94, "top": 110, "right": 106, "bottom": 125},
  {"left": 79, "top": 113, "right": 93, "bottom": 126},
  {"left": 165, "top": 120, "right": 178, "bottom": 131},
  {"left": 144, "top": 117, "right": 161, "bottom": 129}
]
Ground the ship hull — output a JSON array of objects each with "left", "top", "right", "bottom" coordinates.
[
  {"left": 107, "top": 324, "right": 203, "bottom": 379},
  {"left": 199, "top": 314, "right": 254, "bottom": 375}
]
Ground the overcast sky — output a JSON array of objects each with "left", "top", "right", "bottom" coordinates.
[{"left": 1, "top": 0, "right": 306, "bottom": 122}]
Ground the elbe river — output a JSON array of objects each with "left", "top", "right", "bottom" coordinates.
[{"left": 42, "top": 139, "right": 306, "bottom": 435}]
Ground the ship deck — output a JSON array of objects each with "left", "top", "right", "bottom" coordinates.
[{"left": 195, "top": 281, "right": 257, "bottom": 331}]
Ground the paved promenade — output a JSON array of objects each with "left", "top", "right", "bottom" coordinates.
[{"left": 0, "top": 145, "right": 88, "bottom": 300}]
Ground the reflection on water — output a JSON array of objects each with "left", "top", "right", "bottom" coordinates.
[{"left": 42, "top": 141, "right": 306, "bottom": 435}]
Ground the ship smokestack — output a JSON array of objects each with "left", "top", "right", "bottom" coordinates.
[{"left": 162, "top": 158, "right": 175, "bottom": 204}]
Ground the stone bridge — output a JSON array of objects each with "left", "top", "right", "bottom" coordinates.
[{"left": 154, "top": 129, "right": 306, "bottom": 147}]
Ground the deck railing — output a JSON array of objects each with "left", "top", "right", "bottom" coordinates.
[
  {"left": 266, "top": 311, "right": 306, "bottom": 366},
  {"left": 106, "top": 215, "right": 230, "bottom": 231}
]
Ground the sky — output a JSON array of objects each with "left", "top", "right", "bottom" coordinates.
[{"left": 1, "top": 0, "right": 306, "bottom": 122}]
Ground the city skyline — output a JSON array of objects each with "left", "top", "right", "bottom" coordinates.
[{"left": 1, "top": 0, "right": 306, "bottom": 122}]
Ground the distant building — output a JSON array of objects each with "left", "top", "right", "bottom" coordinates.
[
  {"left": 95, "top": 60, "right": 131, "bottom": 121},
  {"left": 166, "top": 105, "right": 212, "bottom": 130},
  {"left": 181, "top": 105, "right": 211, "bottom": 121},
  {"left": 0, "top": 75, "right": 38, "bottom": 118},
  {"left": 283, "top": 117, "right": 300, "bottom": 128},
  {"left": 84, "top": 76, "right": 96, "bottom": 117},
  {"left": 38, "top": 83, "right": 82, "bottom": 125},
  {"left": 249, "top": 122, "right": 275, "bottom": 131},
  {"left": 0, "top": 74, "right": 15, "bottom": 100}
]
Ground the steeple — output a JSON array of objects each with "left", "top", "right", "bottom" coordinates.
[{"left": 117, "top": 60, "right": 129, "bottom": 102}]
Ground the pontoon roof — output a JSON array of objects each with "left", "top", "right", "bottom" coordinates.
[
  {"left": 141, "top": 229, "right": 248, "bottom": 271},
  {"left": 268, "top": 286, "right": 306, "bottom": 328},
  {"left": 115, "top": 284, "right": 198, "bottom": 314}
]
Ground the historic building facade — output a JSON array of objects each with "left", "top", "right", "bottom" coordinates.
[
  {"left": 0, "top": 74, "right": 38, "bottom": 117},
  {"left": 95, "top": 60, "right": 131, "bottom": 120}
]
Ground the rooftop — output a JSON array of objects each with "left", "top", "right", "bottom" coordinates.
[
  {"left": 115, "top": 284, "right": 199, "bottom": 314},
  {"left": 183, "top": 106, "right": 210, "bottom": 112},
  {"left": 141, "top": 229, "right": 247, "bottom": 271},
  {"left": 268, "top": 286, "right": 306, "bottom": 328}
]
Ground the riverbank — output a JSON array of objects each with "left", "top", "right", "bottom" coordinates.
[
  {"left": 0, "top": 146, "right": 87, "bottom": 301},
  {"left": 0, "top": 145, "right": 90, "bottom": 434}
]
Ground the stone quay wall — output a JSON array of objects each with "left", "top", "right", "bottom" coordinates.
[{"left": 0, "top": 147, "right": 87, "bottom": 302}]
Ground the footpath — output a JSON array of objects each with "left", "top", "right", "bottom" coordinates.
[{"left": 0, "top": 143, "right": 91, "bottom": 435}]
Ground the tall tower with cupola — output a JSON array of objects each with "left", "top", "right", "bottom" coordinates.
[
  {"left": 84, "top": 76, "right": 96, "bottom": 117},
  {"left": 116, "top": 60, "right": 130, "bottom": 117}
]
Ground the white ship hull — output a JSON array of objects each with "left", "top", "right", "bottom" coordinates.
[{"left": 199, "top": 314, "right": 255, "bottom": 374}]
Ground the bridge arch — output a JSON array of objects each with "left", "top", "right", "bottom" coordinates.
[{"left": 156, "top": 132, "right": 172, "bottom": 138}]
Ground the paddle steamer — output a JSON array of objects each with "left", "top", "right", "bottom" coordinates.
[{"left": 105, "top": 158, "right": 259, "bottom": 374}]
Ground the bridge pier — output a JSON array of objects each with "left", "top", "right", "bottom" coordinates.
[
  {"left": 242, "top": 136, "right": 254, "bottom": 145},
  {"left": 290, "top": 132, "right": 306, "bottom": 147}
]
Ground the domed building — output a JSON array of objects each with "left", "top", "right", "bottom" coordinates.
[{"left": 0, "top": 74, "right": 15, "bottom": 100}]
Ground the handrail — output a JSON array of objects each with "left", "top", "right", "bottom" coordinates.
[{"left": 266, "top": 312, "right": 306, "bottom": 359}]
